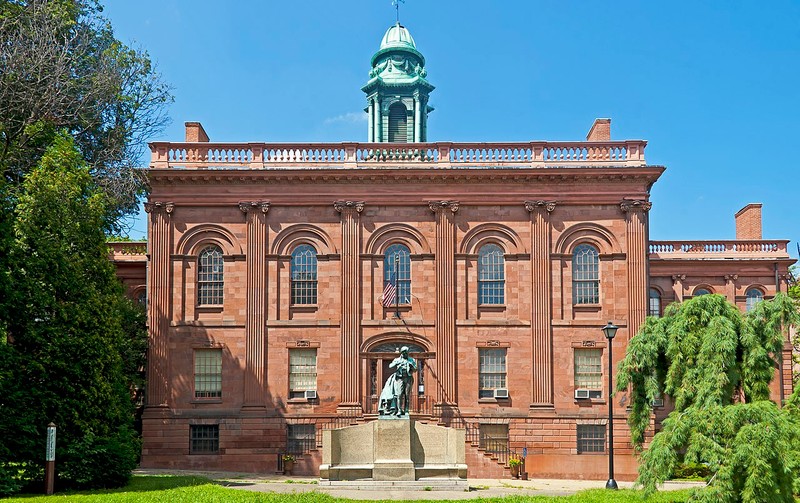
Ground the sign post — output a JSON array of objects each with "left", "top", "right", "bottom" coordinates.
[{"left": 45, "top": 422, "right": 56, "bottom": 495}]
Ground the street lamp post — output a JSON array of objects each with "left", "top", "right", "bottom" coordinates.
[{"left": 602, "top": 321, "right": 618, "bottom": 490}]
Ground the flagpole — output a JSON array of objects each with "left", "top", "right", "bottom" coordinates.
[{"left": 394, "top": 254, "right": 400, "bottom": 319}]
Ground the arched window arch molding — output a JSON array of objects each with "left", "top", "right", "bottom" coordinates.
[
  {"left": 459, "top": 223, "right": 524, "bottom": 255},
  {"left": 361, "top": 332, "right": 433, "bottom": 355},
  {"left": 176, "top": 224, "right": 242, "bottom": 256},
  {"left": 555, "top": 223, "right": 620, "bottom": 255},
  {"left": 272, "top": 224, "right": 336, "bottom": 256},
  {"left": 744, "top": 284, "right": 767, "bottom": 296},
  {"left": 365, "top": 223, "right": 431, "bottom": 255},
  {"left": 692, "top": 285, "right": 714, "bottom": 296}
]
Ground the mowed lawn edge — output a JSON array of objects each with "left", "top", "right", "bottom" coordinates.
[{"left": 2, "top": 475, "right": 699, "bottom": 502}]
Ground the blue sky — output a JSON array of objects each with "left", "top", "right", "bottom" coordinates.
[{"left": 104, "top": 1, "right": 799, "bottom": 258}]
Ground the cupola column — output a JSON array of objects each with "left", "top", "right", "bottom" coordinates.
[
  {"left": 414, "top": 97, "right": 422, "bottom": 143},
  {"left": 368, "top": 100, "right": 375, "bottom": 142}
]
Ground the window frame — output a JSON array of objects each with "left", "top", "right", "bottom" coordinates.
[
  {"left": 384, "top": 243, "right": 412, "bottom": 305},
  {"left": 478, "top": 348, "right": 507, "bottom": 399},
  {"left": 478, "top": 243, "right": 505, "bottom": 306},
  {"left": 190, "top": 424, "right": 220, "bottom": 454},
  {"left": 649, "top": 287, "right": 662, "bottom": 318},
  {"left": 289, "top": 348, "right": 318, "bottom": 400},
  {"left": 290, "top": 244, "right": 318, "bottom": 306},
  {"left": 194, "top": 348, "right": 222, "bottom": 399},
  {"left": 197, "top": 245, "right": 224, "bottom": 306},
  {"left": 577, "top": 424, "right": 605, "bottom": 454},
  {"left": 574, "top": 348, "right": 603, "bottom": 399},
  {"left": 745, "top": 288, "right": 763, "bottom": 312},
  {"left": 572, "top": 243, "right": 600, "bottom": 305}
]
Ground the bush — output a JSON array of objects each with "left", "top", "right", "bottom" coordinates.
[
  {"left": 670, "top": 462, "right": 711, "bottom": 481},
  {"left": 59, "top": 429, "right": 139, "bottom": 489}
]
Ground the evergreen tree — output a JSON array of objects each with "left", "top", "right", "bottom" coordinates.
[
  {"left": 0, "top": 134, "right": 146, "bottom": 494},
  {"left": 617, "top": 293, "right": 800, "bottom": 502}
]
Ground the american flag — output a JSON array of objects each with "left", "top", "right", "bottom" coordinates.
[{"left": 382, "top": 271, "right": 397, "bottom": 308}]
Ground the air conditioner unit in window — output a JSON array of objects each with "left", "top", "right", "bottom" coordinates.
[
  {"left": 493, "top": 388, "right": 509, "bottom": 399},
  {"left": 304, "top": 390, "right": 317, "bottom": 400},
  {"left": 574, "top": 389, "right": 590, "bottom": 400},
  {"left": 651, "top": 398, "right": 664, "bottom": 408}
]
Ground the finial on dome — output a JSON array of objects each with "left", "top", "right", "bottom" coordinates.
[{"left": 392, "top": 0, "right": 405, "bottom": 24}]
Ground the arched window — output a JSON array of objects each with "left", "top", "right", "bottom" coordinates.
[
  {"left": 573, "top": 244, "right": 599, "bottom": 304},
  {"left": 291, "top": 244, "right": 318, "bottom": 305},
  {"left": 478, "top": 244, "right": 505, "bottom": 305},
  {"left": 649, "top": 288, "right": 661, "bottom": 317},
  {"left": 384, "top": 243, "right": 411, "bottom": 305},
  {"left": 745, "top": 288, "right": 763, "bottom": 312},
  {"left": 388, "top": 102, "right": 408, "bottom": 143},
  {"left": 198, "top": 245, "right": 224, "bottom": 305},
  {"left": 135, "top": 289, "right": 147, "bottom": 307},
  {"left": 694, "top": 287, "right": 711, "bottom": 297}
]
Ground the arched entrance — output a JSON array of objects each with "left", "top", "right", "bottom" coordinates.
[{"left": 361, "top": 339, "right": 434, "bottom": 415}]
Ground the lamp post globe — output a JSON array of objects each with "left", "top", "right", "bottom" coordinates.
[{"left": 603, "top": 321, "right": 618, "bottom": 490}]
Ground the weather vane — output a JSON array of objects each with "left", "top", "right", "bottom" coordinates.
[{"left": 392, "top": 0, "right": 405, "bottom": 24}]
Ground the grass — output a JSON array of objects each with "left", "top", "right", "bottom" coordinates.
[{"left": 5, "top": 475, "right": 696, "bottom": 502}]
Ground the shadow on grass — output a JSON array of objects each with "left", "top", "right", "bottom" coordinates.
[{"left": 12, "top": 475, "right": 212, "bottom": 498}]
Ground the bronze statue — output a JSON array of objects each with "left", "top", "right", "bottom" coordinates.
[{"left": 378, "top": 346, "right": 417, "bottom": 416}]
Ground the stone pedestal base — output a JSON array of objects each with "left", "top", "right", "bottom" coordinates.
[{"left": 320, "top": 418, "right": 466, "bottom": 483}]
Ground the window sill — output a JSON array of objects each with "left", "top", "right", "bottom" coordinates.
[
  {"left": 191, "top": 398, "right": 222, "bottom": 404},
  {"left": 287, "top": 398, "right": 314, "bottom": 404},
  {"left": 196, "top": 306, "right": 223, "bottom": 313},
  {"left": 478, "top": 398, "right": 509, "bottom": 404},
  {"left": 478, "top": 305, "right": 506, "bottom": 311},
  {"left": 573, "top": 304, "right": 601, "bottom": 311},
  {"left": 574, "top": 399, "right": 606, "bottom": 405},
  {"left": 290, "top": 305, "right": 318, "bottom": 312}
]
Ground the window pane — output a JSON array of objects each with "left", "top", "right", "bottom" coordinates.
[
  {"left": 198, "top": 246, "right": 224, "bottom": 305},
  {"left": 194, "top": 349, "right": 222, "bottom": 398},
  {"left": 649, "top": 288, "right": 661, "bottom": 317},
  {"left": 478, "top": 244, "right": 505, "bottom": 305},
  {"left": 574, "top": 349, "right": 602, "bottom": 391},
  {"left": 478, "top": 348, "right": 506, "bottom": 398},
  {"left": 291, "top": 244, "right": 318, "bottom": 305},
  {"left": 289, "top": 349, "right": 317, "bottom": 393},
  {"left": 745, "top": 288, "right": 763, "bottom": 312},
  {"left": 190, "top": 425, "right": 219, "bottom": 454},
  {"left": 572, "top": 244, "right": 599, "bottom": 304},
  {"left": 577, "top": 424, "right": 605, "bottom": 453},
  {"left": 384, "top": 244, "right": 411, "bottom": 304}
]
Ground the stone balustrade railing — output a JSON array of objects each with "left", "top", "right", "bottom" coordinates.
[
  {"left": 108, "top": 241, "right": 147, "bottom": 259},
  {"left": 649, "top": 240, "right": 790, "bottom": 258},
  {"left": 149, "top": 140, "right": 647, "bottom": 169}
]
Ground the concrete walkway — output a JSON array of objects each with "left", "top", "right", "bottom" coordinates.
[{"left": 135, "top": 469, "right": 705, "bottom": 500}]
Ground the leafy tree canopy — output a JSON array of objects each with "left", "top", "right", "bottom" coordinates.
[
  {"left": 617, "top": 293, "right": 800, "bottom": 502},
  {"left": 0, "top": 0, "right": 172, "bottom": 224}
]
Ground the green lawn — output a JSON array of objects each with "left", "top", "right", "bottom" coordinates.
[{"left": 4, "top": 475, "right": 695, "bottom": 502}]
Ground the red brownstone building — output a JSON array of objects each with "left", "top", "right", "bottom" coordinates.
[{"left": 111, "top": 23, "right": 795, "bottom": 479}]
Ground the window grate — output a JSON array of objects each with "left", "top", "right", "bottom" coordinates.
[
  {"left": 287, "top": 424, "right": 316, "bottom": 454},
  {"left": 190, "top": 425, "right": 219, "bottom": 454},
  {"left": 577, "top": 424, "right": 605, "bottom": 453},
  {"left": 479, "top": 424, "right": 508, "bottom": 454}
]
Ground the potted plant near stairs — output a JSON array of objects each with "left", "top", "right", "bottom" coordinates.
[
  {"left": 281, "top": 454, "right": 295, "bottom": 475},
  {"left": 508, "top": 457, "right": 522, "bottom": 479}
]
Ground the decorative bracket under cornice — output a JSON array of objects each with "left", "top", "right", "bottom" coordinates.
[
  {"left": 238, "top": 201, "right": 270, "bottom": 214},
  {"left": 144, "top": 201, "right": 174, "bottom": 214},
  {"left": 428, "top": 200, "right": 459, "bottom": 213},
  {"left": 620, "top": 199, "right": 652, "bottom": 212},
  {"left": 334, "top": 201, "right": 365, "bottom": 213},
  {"left": 524, "top": 200, "right": 557, "bottom": 213}
]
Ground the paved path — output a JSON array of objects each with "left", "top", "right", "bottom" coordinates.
[{"left": 135, "top": 469, "right": 705, "bottom": 500}]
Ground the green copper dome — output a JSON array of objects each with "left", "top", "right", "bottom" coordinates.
[{"left": 380, "top": 23, "right": 416, "bottom": 50}]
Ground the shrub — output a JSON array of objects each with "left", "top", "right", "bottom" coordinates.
[{"left": 59, "top": 429, "right": 139, "bottom": 489}]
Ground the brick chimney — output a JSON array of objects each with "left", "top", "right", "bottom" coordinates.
[
  {"left": 735, "top": 203, "right": 762, "bottom": 240},
  {"left": 185, "top": 122, "right": 210, "bottom": 142},
  {"left": 586, "top": 118, "right": 611, "bottom": 141}
]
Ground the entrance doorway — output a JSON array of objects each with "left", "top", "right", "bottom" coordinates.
[{"left": 362, "top": 341, "right": 433, "bottom": 415}]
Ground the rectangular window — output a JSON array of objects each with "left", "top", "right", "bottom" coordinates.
[
  {"left": 190, "top": 425, "right": 219, "bottom": 454},
  {"left": 478, "top": 348, "right": 506, "bottom": 399},
  {"left": 194, "top": 349, "right": 222, "bottom": 399},
  {"left": 574, "top": 349, "right": 602, "bottom": 399},
  {"left": 479, "top": 424, "right": 509, "bottom": 454},
  {"left": 287, "top": 424, "right": 316, "bottom": 454},
  {"left": 577, "top": 424, "right": 605, "bottom": 453},
  {"left": 289, "top": 349, "right": 317, "bottom": 399}
]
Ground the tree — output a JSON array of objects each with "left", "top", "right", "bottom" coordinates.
[
  {"left": 0, "top": 134, "right": 147, "bottom": 494},
  {"left": 0, "top": 0, "right": 172, "bottom": 222},
  {"left": 616, "top": 293, "right": 800, "bottom": 502}
]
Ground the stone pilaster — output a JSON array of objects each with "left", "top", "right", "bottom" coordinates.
[
  {"left": 525, "top": 200, "right": 556, "bottom": 408},
  {"left": 620, "top": 200, "right": 651, "bottom": 338},
  {"left": 672, "top": 275, "right": 686, "bottom": 303},
  {"left": 143, "top": 201, "right": 174, "bottom": 407},
  {"left": 240, "top": 201, "right": 270, "bottom": 408},
  {"left": 335, "top": 201, "right": 365, "bottom": 410},
  {"left": 429, "top": 200, "right": 459, "bottom": 406},
  {"left": 724, "top": 274, "right": 738, "bottom": 303}
]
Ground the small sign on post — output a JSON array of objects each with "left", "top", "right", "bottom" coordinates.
[{"left": 45, "top": 422, "right": 56, "bottom": 495}]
